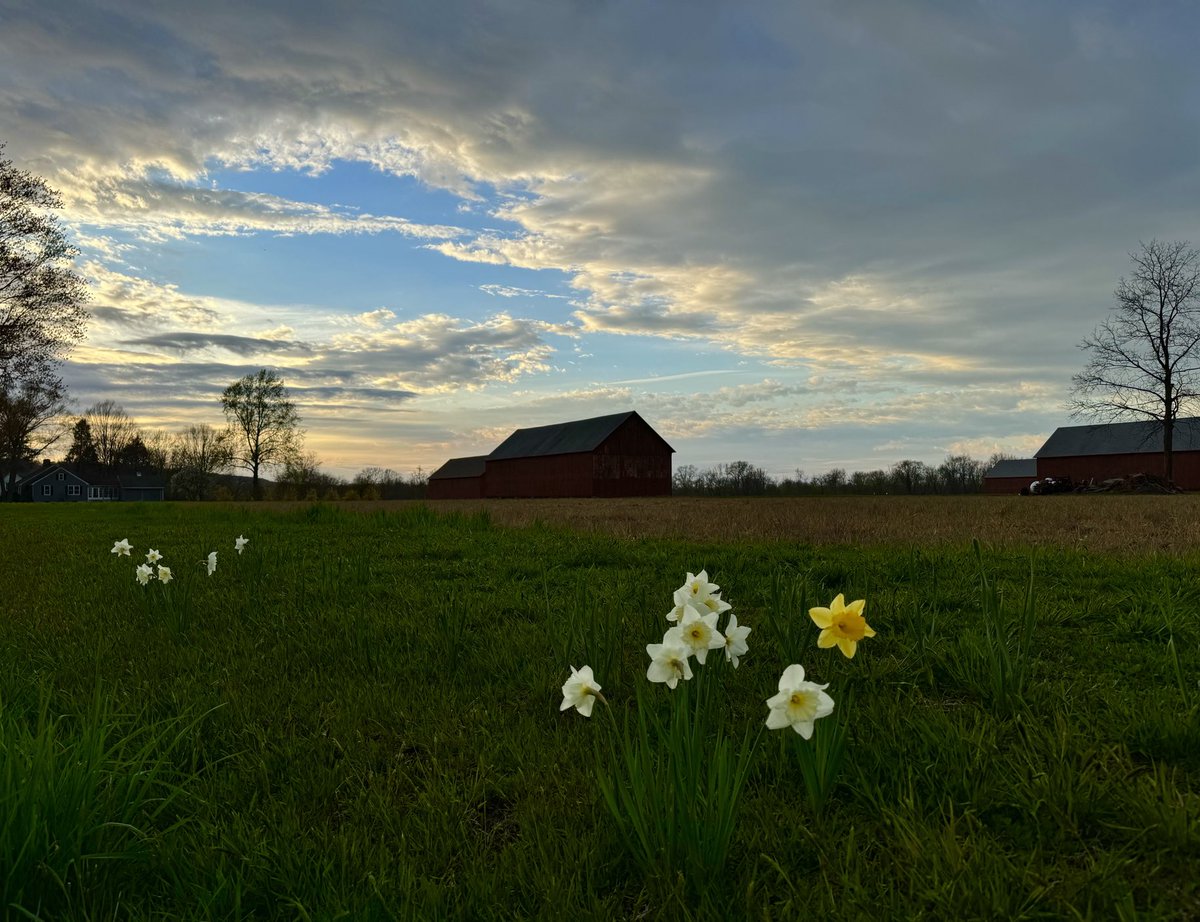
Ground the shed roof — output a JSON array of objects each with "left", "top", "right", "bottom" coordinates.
[
  {"left": 487, "top": 411, "right": 673, "bottom": 460},
  {"left": 1035, "top": 418, "right": 1200, "bottom": 458},
  {"left": 429, "top": 456, "right": 487, "bottom": 480},
  {"left": 984, "top": 458, "right": 1038, "bottom": 478}
]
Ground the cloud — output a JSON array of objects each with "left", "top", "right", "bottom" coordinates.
[
  {"left": 120, "top": 332, "right": 314, "bottom": 357},
  {"left": 479, "top": 283, "right": 568, "bottom": 299},
  {"left": 6, "top": 0, "right": 1199, "bottom": 475},
  {"left": 62, "top": 173, "right": 465, "bottom": 243}
]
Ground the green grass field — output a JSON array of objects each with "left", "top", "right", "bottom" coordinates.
[{"left": 2, "top": 500, "right": 1198, "bottom": 920}]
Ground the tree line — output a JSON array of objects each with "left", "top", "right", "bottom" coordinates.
[
  {"left": 672, "top": 454, "right": 1010, "bottom": 497},
  {"left": 31, "top": 388, "right": 427, "bottom": 502}
]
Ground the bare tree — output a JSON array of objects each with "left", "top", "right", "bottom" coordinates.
[
  {"left": 169, "top": 423, "right": 232, "bottom": 500},
  {"left": 277, "top": 451, "right": 328, "bottom": 500},
  {"left": 1071, "top": 240, "right": 1200, "bottom": 482},
  {"left": 221, "top": 368, "right": 302, "bottom": 499},
  {"left": 890, "top": 459, "right": 930, "bottom": 494},
  {"left": 0, "top": 144, "right": 89, "bottom": 387},
  {"left": 937, "top": 454, "right": 986, "bottom": 493},
  {"left": 84, "top": 399, "right": 138, "bottom": 468}
]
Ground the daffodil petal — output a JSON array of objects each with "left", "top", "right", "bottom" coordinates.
[
  {"left": 809, "top": 607, "right": 833, "bottom": 628},
  {"left": 864, "top": 624, "right": 877, "bottom": 637},
  {"left": 817, "top": 630, "right": 837, "bottom": 648},
  {"left": 837, "top": 637, "right": 857, "bottom": 658},
  {"left": 765, "top": 707, "right": 791, "bottom": 730},
  {"left": 846, "top": 598, "right": 866, "bottom": 616}
]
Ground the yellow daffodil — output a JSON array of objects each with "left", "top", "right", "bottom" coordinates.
[{"left": 809, "top": 593, "right": 875, "bottom": 658}]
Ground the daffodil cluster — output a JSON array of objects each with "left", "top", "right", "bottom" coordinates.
[
  {"left": 111, "top": 535, "right": 250, "bottom": 586},
  {"left": 647, "top": 570, "right": 751, "bottom": 689}
]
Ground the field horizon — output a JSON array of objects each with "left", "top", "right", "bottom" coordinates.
[{"left": 245, "top": 493, "right": 1200, "bottom": 556}]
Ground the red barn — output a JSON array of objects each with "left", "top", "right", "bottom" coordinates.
[
  {"left": 427, "top": 455, "right": 487, "bottom": 500},
  {"left": 427, "top": 411, "right": 674, "bottom": 499},
  {"left": 1035, "top": 418, "right": 1200, "bottom": 489}
]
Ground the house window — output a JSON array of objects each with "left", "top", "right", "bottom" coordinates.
[
  {"left": 57, "top": 472, "right": 65, "bottom": 481},
  {"left": 42, "top": 484, "right": 52, "bottom": 496},
  {"left": 68, "top": 484, "right": 81, "bottom": 497},
  {"left": 88, "top": 485, "right": 117, "bottom": 501}
]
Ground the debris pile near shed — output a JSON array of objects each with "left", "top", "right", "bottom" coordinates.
[
  {"left": 1077, "top": 472, "right": 1182, "bottom": 494},
  {"left": 1021, "top": 473, "right": 1182, "bottom": 495}
]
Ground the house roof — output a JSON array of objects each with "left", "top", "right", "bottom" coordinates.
[
  {"left": 1035, "top": 418, "right": 1200, "bottom": 458},
  {"left": 984, "top": 458, "right": 1038, "bottom": 479},
  {"left": 16, "top": 463, "right": 165, "bottom": 489},
  {"left": 7, "top": 463, "right": 50, "bottom": 487},
  {"left": 487, "top": 411, "right": 673, "bottom": 460},
  {"left": 14, "top": 464, "right": 92, "bottom": 488},
  {"left": 429, "top": 456, "right": 487, "bottom": 480}
]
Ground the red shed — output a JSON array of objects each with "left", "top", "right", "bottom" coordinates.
[
  {"left": 483, "top": 411, "right": 673, "bottom": 498},
  {"left": 982, "top": 458, "right": 1037, "bottom": 494},
  {"left": 1035, "top": 418, "right": 1200, "bottom": 489},
  {"left": 427, "top": 455, "right": 487, "bottom": 499}
]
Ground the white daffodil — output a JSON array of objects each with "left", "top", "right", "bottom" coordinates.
[
  {"left": 674, "top": 570, "right": 720, "bottom": 611},
  {"left": 135, "top": 563, "right": 154, "bottom": 585},
  {"left": 722, "top": 613, "right": 751, "bottom": 668},
  {"left": 675, "top": 606, "right": 725, "bottom": 665},
  {"left": 560, "top": 665, "right": 602, "bottom": 718},
  {"left": 145, "top": 548, "right": 162, "bottom": 564},
  {"left": 111, "top": 538, "right": 133, "bottom": 556},
  {"left": 765, "top": 664, "right": 834, "bottom": 739},
  {"left": 157, "top": 565, "right": 173, "bottom": 584},
  {"left": 699, "top": 591, "right": 732, "bottom": 617},
  {"left": 206, "top": 551, "right": 217, "bottom": 576},
  {"left": 646, "top": 639, "right": 694, "bottom": 689},
  {"left": 235, "top": 535, "right": 249, "bottom": 554}
]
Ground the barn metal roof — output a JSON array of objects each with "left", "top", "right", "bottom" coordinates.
[
  {"left": 984, "top": 458, "right": 1037, "bottom": 478},
  {"left": 487, "top": 411, "right": 673, "bottom": 460},
  {"left": 1035, "top": 417, "right": 1200, "bottom": 458},
  {"left": 429, "top": 456, "right": 487, "bottom": 480}
]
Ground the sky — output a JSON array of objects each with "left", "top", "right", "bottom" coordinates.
[{"left": 2, "top": 0, "right": 1199, "bottom": 481}]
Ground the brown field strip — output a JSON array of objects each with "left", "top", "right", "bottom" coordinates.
[{"left": 260, "top": 494, "right": 1200, "bottom": 555}]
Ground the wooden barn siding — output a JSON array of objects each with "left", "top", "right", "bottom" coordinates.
[
  {"left": 1037, "top": 451, "right": 1200, "bottom": 490},
  {"left": 428, "top": 476, "right": 485, "bottom": 500},
  {"left": 591, "top": 416, "right": 672, "bottom": 496},
  {"left": 983, "top": 476, "right": 1035, "bottom": 495},
  {"left": 484, "top": 453, "right": 594, "bottom": 497}
]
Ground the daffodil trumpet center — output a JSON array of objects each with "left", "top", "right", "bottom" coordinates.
[
  {"left": 787, "top": 690, "right": 818, "bottom": 721},
  {"left": 831, "top": 612, "right": 868, "bottom": 641}
]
